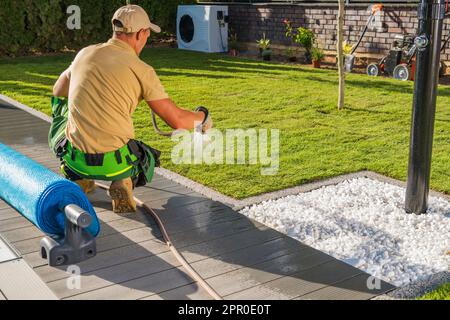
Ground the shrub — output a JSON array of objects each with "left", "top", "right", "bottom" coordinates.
[
  {"left": 283, "top": 19, "right": 315, "bottom": 63},
  {"left": 0, "top": 0, "right": 197, "bottom": 57},
  {"left": 283, "top": 20, "right": 315, "bottom": 54}
]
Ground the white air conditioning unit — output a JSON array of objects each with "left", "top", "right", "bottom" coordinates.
[{"left": 177, "top": 5, "right": 228, "bottom": 53}]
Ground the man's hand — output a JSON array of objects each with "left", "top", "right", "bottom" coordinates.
[
  {"left": 147, "top": 98, "right": 213, "bottom": 131},
  {"left": 53, "top": 68, "right": 71, "bottom": 98}
]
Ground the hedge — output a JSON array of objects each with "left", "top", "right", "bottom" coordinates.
[{"left": 0, "top": 0, "right": 196, "bottom": 57}]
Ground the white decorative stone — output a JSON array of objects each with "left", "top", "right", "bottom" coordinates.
[{"left": 239, "top": 177, "right": 450, "bottom": 287}]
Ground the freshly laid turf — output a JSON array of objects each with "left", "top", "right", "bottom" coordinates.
[{"left": 1, "top": 47, "right": 449, "bottom": 199}]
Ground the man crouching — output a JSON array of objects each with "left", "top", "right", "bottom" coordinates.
[{"left": 50, "top": 5, "right": 212, "bottom": 213}]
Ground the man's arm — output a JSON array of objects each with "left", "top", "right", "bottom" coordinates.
[
  {"left": 53, "top": 68, "right": 71, "bottom": 97},
  {"left": 147, "top": 98, "right": 212, "bottom": 131}
]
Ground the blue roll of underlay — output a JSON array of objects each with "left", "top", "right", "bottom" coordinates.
[{"left": 0, "top": 143, "right": 100, "bottom": 238}]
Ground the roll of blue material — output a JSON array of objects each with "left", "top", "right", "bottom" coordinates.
[{"left": 0, "top": 143, "right": 100, "bottom": 237}]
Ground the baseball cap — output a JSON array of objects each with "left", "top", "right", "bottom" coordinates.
[{"left": 112, "top": 5, "right": 161, "bottom": 33}]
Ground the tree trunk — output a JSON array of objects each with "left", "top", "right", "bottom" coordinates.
[{"left": 337, "top": 0, "right": 345, "bottom": 110}]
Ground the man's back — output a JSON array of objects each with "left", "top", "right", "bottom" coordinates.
[{"left": 66, "top": 38, "right": 168, "bottom": 153}]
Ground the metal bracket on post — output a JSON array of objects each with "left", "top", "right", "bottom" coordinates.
[{"left": 40, "top": 204, "right": 96, "bottom": 267}]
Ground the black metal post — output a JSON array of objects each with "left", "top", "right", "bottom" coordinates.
[{"left": 405, "top": 0, "right": 445, "bottom": 214}]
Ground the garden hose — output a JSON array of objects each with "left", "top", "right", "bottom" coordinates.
[
  {"left": 95, "top": 182, "right": 223, "bottom": 300},
  {"left": 151, "top": 111, "right": 173, "bottom": 137}
]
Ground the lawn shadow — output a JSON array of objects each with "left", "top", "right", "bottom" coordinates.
[
  {"left": 206, "top": 59, "right": 322, "bottom": 74},
  {"left": 157, "top": 69, "right": 243, "bottom": 80},
  {"left": 303, "top": 75, "right": 416, "bottom": 96},
  {"left": 344, "top": 106, "right": 400, "bottom": 116},
  {"left": 0, "top": 81, "right": 53, "bottom": 97},
  {"left": 143, "top": 49, "right": 322, "bottom": 76}
]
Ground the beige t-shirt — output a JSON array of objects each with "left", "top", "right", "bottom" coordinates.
[{"left": 65, "top": 38, "right": 168, "bottom": 153}]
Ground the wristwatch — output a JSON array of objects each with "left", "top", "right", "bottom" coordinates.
[{"left": 195, "top": 106, "right": 210, "bottom": 133}]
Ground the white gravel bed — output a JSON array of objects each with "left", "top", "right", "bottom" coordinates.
[{"left": 239, "top": 177, "right": 450, "bottom": 287}]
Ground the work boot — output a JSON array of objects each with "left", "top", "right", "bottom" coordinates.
[
  {"left": 109, "top": 177, "right": 137, "bottom": 213},
  {"left": 75, "top": 179, "right": 96, "bottom": 194}
]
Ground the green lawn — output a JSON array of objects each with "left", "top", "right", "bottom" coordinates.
[
  {"left": 417, "top": 283, "right": 450, "bottom": 300},
  {"left": 1, "top": 48, "right": 450, "bottom": 199}
]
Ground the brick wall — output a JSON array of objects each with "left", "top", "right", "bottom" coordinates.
[{"left": 227, "top": 3, "right": 450, "bottom": 62}]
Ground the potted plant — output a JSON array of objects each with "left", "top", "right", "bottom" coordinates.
[
  {"left": 229, "top": 33, "right": 239, "bottom": 57},
  {"left": 257, "top": 33, "right": 272, "bottom": 61},
  {"left": 311, "top": 46, "right": 325, "bottom": 68},
  {"left": 284, "top": 47, "right": 297, "bottom": 62}
]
